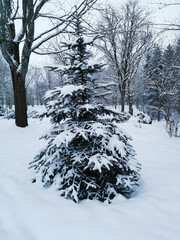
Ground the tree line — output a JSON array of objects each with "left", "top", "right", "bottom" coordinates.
[{"left": 138, "top": 42, "right": 180, "bottom": 121}]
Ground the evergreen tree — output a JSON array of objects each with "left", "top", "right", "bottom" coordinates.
[
  {"left": 143, "top": 45, "right": 165, "bottom": 120},
  {"left": 30, "top": 12, "right": 140, "bottom": 203},
  {"left": 174, "top": 39, "right": 180, "bottom": 114},
  {"left": 138, "top": 38, "right": 180, "bottom": 124},
  {"left": 163, "top": 44, "right": 176, "bottom": 120}
]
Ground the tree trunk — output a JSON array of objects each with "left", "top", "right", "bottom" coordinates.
[
  {"left": 39, "top": 92, "right": 43, "bottom": 105},
  {"left": 157, "top": 97, "right": 161, "bottom": 121},
  {"left": 178, "top": 93, "right": 180, "bottom": 114},
  {"left": 136, "top": 97, "right": 139, "bottom": 110},
  {"left": 166, "top": 106, "right": 170, "bottom": 122},
  {"left": 157, "top": 109, "right": 161, "bottom": 121},
  {"left": 3, "top": 90, "right": 6, "bottom": 106},
  {"left": 121, "top": 93, "right": 125, "bottom": 112},
  {"left": 119, "top": 83, "right": 126, "bottom": 112},
  {"left": 11, "top": 70, "right": 28, "bottom": 127},
  {"left": 128, "top": 94, "right": 133, "bottom": 115}
]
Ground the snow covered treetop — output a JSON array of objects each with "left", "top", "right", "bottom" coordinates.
[
  {"left": 46, "top": 35, "right": 103, "bottom": 87},
  {"left": 60, "top": 36, "right": 95, "bottom": 49}
]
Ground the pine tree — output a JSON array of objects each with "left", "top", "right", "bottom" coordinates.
[
  {"left": 143, "top": 44, "right": 180, "bottom": 121},
  {"left": 30, "top": 12, "right": 140, "bottom": 203},
  {"left": 174, "top": 39, "right": 180, "bottom": 114},
  {"left": 163, "top": 44, "right": 176, "bottom": 120},
  {"left": 143, "top": 45, "right": 165, "bottom": 120}
]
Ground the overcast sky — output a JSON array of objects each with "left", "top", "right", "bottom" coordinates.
[
  {"left": 29, "top": 0, "right": 180, "bottom": 65},
  {"left": 140, "top": 0, "right": 180, "bottom": 24}
]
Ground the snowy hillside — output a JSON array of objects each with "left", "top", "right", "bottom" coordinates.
[{"left": 0, "top": 116, "right": 180, "bottom": 240}]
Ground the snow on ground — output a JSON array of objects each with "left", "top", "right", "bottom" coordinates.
[{"left": 0, "top": 116, "right": 180, "bottom": 240}]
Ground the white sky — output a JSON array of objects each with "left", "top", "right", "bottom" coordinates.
[
  {"left": 29, "top": 0, "right": 180, "bottom": 66},
  {"left": 141, "top": 0, "right": 180, "bottom": 25}
]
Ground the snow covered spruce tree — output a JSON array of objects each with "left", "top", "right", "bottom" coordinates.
[{"left": 30, "top": 12, "right": 141, "bottom": 203}]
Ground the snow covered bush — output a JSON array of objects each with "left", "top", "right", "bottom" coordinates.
[
  {"left": 166, "top": 112, "right": 180, "bottom": 137},
  {"left": 135, "top": 112, "right": 152, "bottom": 124},
  {"left": 166, "top": 120, "right": 180, "bottom": 137},
  {"left": 5, "top": 109, "right": 15, "bottom": 119},
  {"left": 30, "top": 13, "right": 140, "bottom": 203},
  {"left": 99, "top": 111, "right": 131, "bottom": 123},
  {"left": 0, "top": 107, "right": 15, "bottom": 119},
  {"left": 27, "top": 110, "right": 39, "bottom": 119},
  {"left": 0, "top": 105, "right": 5, "bottom": 117}
]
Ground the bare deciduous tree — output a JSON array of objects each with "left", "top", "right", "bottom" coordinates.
[{"left": 97, "top": 0, "right": 151, "bottom": 114}]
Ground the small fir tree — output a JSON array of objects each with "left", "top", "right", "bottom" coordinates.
[{"left": 30, "top": 13, "right": 141, "bottom": 203}]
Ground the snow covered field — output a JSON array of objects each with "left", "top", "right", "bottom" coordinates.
[{"left": 0, "top": 117, "right": 180, "bottom": 240}]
